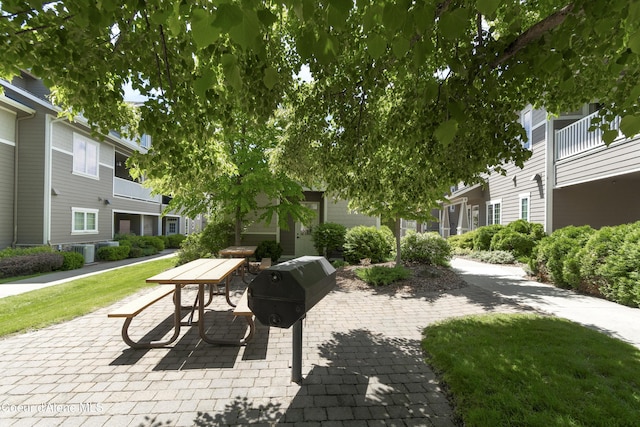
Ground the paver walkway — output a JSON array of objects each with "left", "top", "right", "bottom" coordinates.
[{"left": 0, "top": 264, "right": 525, "bottom": 426}]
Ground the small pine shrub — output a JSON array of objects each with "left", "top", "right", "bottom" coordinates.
[
  {"left": 255, "top": 240, "right": 283, "bottom": 262},
  {"left": 577, "top": 224, "right": 631, "bottom": 292},
  {"left": 311, "top": 222, "right": 347, "bottom": 257},
  {"left": 598, "top": 226, "right": 640, "bottom": 307},
  {"left": 473, "top": 225, "right": 504, "bottom": 251},
  {"left": 343, "top": 226, "right": 394, "bottom": 264},
  {"left": 60, "top": 251, "right": 85, "bottom": 270},
  {"left": 400, "top": 231, "right": 451, "bottom": 266},
  {"left": 96, "top": 245, "right": 131, "bottom": 261},
  {"left": 355, "top": 265, "right": 411, "bottom": 286},
  {"left": 166, "top": 234, "right": 186, "bottom": 249},
  {"left": 490, "top": 228, "right": 536, "bottom": 259}
]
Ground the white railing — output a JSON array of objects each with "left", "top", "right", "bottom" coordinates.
[
  {"left": 556, "top": 111, "right": 621, "bottom": 160},
  {"left": 113, "top": 177, "right": 161, "bottom": 203}
]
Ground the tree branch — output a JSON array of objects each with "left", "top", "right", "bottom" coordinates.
[
  {"left": 490, "top": 3, "right": 576, "bottom": 69},
  {"left": 158, "top": 24, "right": 174, "bottom": 92},
  {"left": 14, "top": 14, "right": 74, "bottom": 35}
]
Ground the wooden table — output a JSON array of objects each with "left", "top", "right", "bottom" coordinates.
[
  {"left": 219, "top": 246, "right": 258, "bottom": 280},
  {"left": 145, "top": 257, "right": 254, "bottom": 346}
]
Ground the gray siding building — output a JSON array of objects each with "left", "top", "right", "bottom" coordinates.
[
  {"left": 0, "top": 72, "right": 187, "bottom": 251},
  {"left": 440, "top": 103, "right": 640, "bottom": 235}
]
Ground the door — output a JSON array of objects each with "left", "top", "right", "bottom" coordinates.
[{"left": 295, "top": 202, "right": 320, "bottom": 256}]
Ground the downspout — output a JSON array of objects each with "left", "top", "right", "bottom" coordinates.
[{"left": 12, "top": 111, "right": 36, "bottom": 248}]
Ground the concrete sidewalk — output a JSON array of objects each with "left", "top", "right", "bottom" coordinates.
[{"left": 451, "top": 257, "right": 640, "bottom": 349}]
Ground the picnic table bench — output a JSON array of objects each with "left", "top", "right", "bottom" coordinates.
[{"left": 107, "top": 258, "right": 255, "bottom": 349}]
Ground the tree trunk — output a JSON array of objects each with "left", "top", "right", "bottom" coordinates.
[
  {"left": 395, "top": 216, "right": 402, "bottom": 267},
  {"left": 234, "top": 202, "right": 242, "bottom": 246}
]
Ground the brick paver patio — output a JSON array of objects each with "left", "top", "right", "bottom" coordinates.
[{"left": 0, "top": 278, "right": 526, "bottom": 426}]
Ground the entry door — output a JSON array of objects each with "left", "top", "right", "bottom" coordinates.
[{"left": 295, "top": 202, "right": 320, "bottom": 256}]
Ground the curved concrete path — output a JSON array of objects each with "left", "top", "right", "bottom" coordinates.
[{"left": 451, "top": 257, "right": 640, "bottom": 349}]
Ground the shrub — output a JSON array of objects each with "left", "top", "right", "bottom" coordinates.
[
  {"left": 60, "top": 251, "right": 85, "bottom": 270},
  {"left": 116, "top": 234, "right": 164, "bottom": 257},
  {"left": 355, "top": 265, "right": 411, "bottom": 286},
  {"left": 400, "top": 231, "right": 451, "bottom": 266},
  {"left": 166, "top": 234, "right": 186, "bottom": 249},
  {"left": 448, "top": 231, "right": 476, "bottom": 251},
  {"left": 343, "top": 226, "right": 394, "bottom": 264},
  {"left": 490, "top": 228, "right": 536, "bottom": 259},
  {"left": 530, "top": 225, "right": 595, "bottom": 287},
  {"left": 311, "top": 222, "right": 347, "bottom": 257},
  {"left": 473, "top": 225, "right": 504, "bottom": 251},
  {"left": 469, "top": 250, "right": 515, "bottom": 264},
  {"left": 255, "top": 240, "right": 283, "bottom": 262},
  {"left": 0, "top": 253, "right": 64, "bottom": 278},
  {"left": 0, "top": 246, "right": 53, "bottom": 259},
  {"left": 176, "top": 220, "right": 234, "bottom": 265},
  {"left": 331, "top": 260, "right": 349, "bottom": 268},
  {"left": 598, "top": 226, "right": 640, "bottom": 307},
  {"left": 96, "top": 245, "right": 131, "bottom": 261}
]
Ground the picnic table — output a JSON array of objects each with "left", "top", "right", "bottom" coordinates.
[
  {"left": 108, "top": 258, "right": 255, "bottom": 348},
  {"left": 219, "top": 245, "right": 259, "bottom": 279}
]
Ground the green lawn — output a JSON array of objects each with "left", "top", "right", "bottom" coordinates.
[
  {"left": 0, "top": 258, "right": 176, "bottom": 337},
  {"left": 422, "top": 313, "right": 640, "bottom": 426}
]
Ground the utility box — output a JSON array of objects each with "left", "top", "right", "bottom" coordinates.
[
  {"left": 248, "top": 256, "right": 336, "bottom": 328},
  {"left": 72, "top": 244, "right": 95, "bottom": 264}
]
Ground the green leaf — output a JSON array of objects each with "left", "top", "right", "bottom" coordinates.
[
  {"left": 392, "top": 37, "right": 410, "bottom": 58},
  {"left": 439, "top": 8, "right": 469, "bottom": 40},
  {"left": 602, "top": 129, "right": 619, "bottom": 144},
  {"left": 619, "top": 115, "right": 640, "bottom": 137},
  {"left": 434, "top": 119, "right": 459, "bottom": 146},
  {"left": 628, "top": 30, "right": 640, "bottom": 54},
  {"left": 194, "top": 68, "right": 216, "bottom": 100},
  {"left": 367, "top": 34, "right": 387, "bottom": 59},
  {"left": 224, "top": 64, "right": 242, "bottom": 90},
  {"left": 263, "top": 66, "right": 279, "bottom": 89},
  {"left": 191, "top": 9, "right": 219, "bottom": 49},
  {"left": 214, "top": 3, "right": 243, "bottom": 31},
  {"left": 476, "top": 0, "right": 501, "bottom": 17},
  {"left": 257, "top": 9, "right": 277, "bottom": 27},
  {"left": 382, "top": 3, "right": 406, "bottom": 31}
]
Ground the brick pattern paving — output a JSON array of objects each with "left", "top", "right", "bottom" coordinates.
[{"left": 0, "top": 279, "right": 526, "bottom": 426}]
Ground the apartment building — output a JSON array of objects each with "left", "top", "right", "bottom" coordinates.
[
  {"left": 441, "top": 104, "right": 640, "bottom": 235},
  {"left": 0, "top": 72, "right": 186, "bottom": 252}
]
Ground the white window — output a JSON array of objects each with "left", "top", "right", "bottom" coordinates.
[
  {"left": 486, "top": 199, "right": 502, "bottom": 225},
  {"left": 72, "top": 208, "right": 99, "bottom": 234},
  {"left": 521, "top": 109, "right": 532, "bottom": 150},
  {"left": 140, "top": 134, "right": 151, "bottom": 149},
  {"left": 73, "top": 133, "right": 99, "bottom": 178},
  {"left": 519, "top": 193, "right": 530, "bottom": 222}
]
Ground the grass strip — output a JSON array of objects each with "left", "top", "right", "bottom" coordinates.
[
  {"left": 423, "top": 313, "right": 640, "bottom": 426},
  {"left": 0, "top": 258, "right": 175, "bottom": 337}
]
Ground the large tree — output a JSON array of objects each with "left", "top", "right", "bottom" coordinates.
[{"left": 2, "top": 1, "right": 640, "bottom": 243}]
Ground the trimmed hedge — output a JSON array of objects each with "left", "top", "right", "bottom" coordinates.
[
  {"left": 163, "top": 234, "right": 187, "bottom": 249},
  {"left": 96, "top": 245, "right": 131, "bottom": 261},
  {"left": 473, "top": 224, "right": 504, "bottom": 251},
  {"left": 0, "top": 253, "right": 64, "bottom": 278},
  {"left": 116, "top": 234, "right": 165, "bottom": 258},
  {"left": 489, "top": 220, "right": 545, "bottom": 259},
  {"left": 255, "top": 240, "right": 283, "bottom": 262},
  {"left": 60, "top": 251, "right": 85, "bottom": 271}
]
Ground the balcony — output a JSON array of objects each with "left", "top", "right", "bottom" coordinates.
[
  {"left": 556, "top": 111, "right": 622, "bottom": 160},
  {"left": 114, "top": 177, "right": 161, "bottom": 203}
]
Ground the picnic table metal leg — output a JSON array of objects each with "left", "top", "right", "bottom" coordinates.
[
  {"left": 197, "top": 284, "right": 254, "bottom": 346},
  {"left": 120, "top": 286, "right": 182, "bottom": 349}
]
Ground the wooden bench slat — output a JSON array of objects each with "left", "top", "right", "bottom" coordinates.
[
  {"left": 108, "top": 285, "right": 175, "bottom": 318},
  {"left": 233, "top": 289, "right": 253, "bottom": 317}
]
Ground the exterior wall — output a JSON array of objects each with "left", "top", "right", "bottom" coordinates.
[
  {"left": 481, "top": 110, "right": 547, "bottom": 227},
  {"left": 325, "top": 198, "right": 379, "bottom": 228},
  {"left": 0, "top": 108, "right": 16, "bottom": 249},
  {"left": 553, "top": 172, "right": 640, "bottom": 229},
  {"left": 243, "top": 193, "right": 279, "bottom": 245},
  {"left": 555, "top": 135, "right": 640, "bottom": 188},
  {"left": 15, "top": 105, "right": 47, "bottom": 245}
]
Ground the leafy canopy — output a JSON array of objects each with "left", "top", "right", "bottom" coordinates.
[{"left": 2, "top": 0, "right": 640, "bottom": 223}]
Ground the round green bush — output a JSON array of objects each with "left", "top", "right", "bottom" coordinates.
[
  {"left": 490, "top": 228, "right": 536, "bottom": 259},
  {"left": 311, "top": 222, "right": 347, "bottom": 257},
  {"left": 255, "top": 240, "right": 283, "bottom": 262},
  {"left": 166, "top": 234, "right": 186, "bottom": 248},
  {"left": 400, "top": 230, "right": 451, "bottom": 266},
  {"left": 60, "top": 251, "right": 85, "bottom": 270},
  {"left": 473, "top": 224, "right": 504, "bottom": 251},
  {"left": 176, "top": 220, "right": 234, "bottom": 265},
  {"left": 343, "top": 226, "right": 394, "bottom": 264},
  {"left": 448, "top": 231, "right": 476, "bottom": 251},
  {"left": 598, "top": 225, "right": 640, "bottom": 307},
  {"left": 96, "top": 245, "right": 131, "bottom": 261},
  {"left": 577, "top": 224, "right": 631, "bottom": 292}
]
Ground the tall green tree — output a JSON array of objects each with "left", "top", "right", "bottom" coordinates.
[{"left": 134, "top": 113, "right": 313, "bottom": 245}]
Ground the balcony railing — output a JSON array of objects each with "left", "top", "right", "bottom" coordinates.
[
  {"left": 556, "top": 111, "right": 622, "bottom": 160},
  {"left": 114, "top": 177, "right": 161, "bottom": 203}
]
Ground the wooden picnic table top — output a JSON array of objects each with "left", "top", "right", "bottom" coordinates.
[
  {"left": 145, "top": 257, "right": 246, "bottom": 285},
  {"left": 219, "top": 246, "right": 258, "bottom": 257}
]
